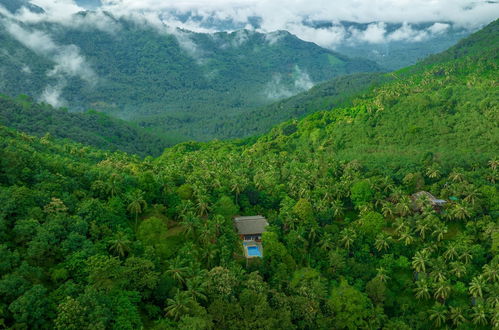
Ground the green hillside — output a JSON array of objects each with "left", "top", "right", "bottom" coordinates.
[
  {"left": 0, "top": 13, "right": 380, "bottom": 141},
  {"left": 0, "top": 18, "right": 497, "bottom": 330},
  {"left": 0, "top": 94, "right": 174, "bottom": 156}
]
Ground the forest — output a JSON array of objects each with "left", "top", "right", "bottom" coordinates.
[{"left": 0, "top": 15, "right": 497, "bottom": 330}]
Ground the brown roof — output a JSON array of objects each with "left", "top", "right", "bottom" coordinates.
[{"left": 234, "top": 215, "right": 268, "bottom": 235}]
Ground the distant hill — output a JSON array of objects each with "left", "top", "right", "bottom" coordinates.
[
  {"left": 0, "top": 94, "right": 173, "bottom": 156},
  {"left": 0, "top": 10, "right": 380, "bottom": 141}
]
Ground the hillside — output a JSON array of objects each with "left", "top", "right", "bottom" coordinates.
[
  {"left": 0, "top": 18, "right": 497, "bottom": 329},
  {"left": 0, "top": 94, "right": 173, "bottom": 156},
  {"left": 0, "top": 8, "right": 380, "bottom": 141}
]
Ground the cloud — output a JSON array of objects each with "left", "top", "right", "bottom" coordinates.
[
  {"left": 3, "top": 20, "right": 96, "bottom": 82},
  {"left": 40, "top": 83, "right": 66, "bottom": 107},
  {"left": 264, "top": 65, "right": 314, "bottom": 100},
  {"left": 1, "top": 18, "right": 97, "bottom": 106}
]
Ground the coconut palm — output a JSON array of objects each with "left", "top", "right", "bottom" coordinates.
[
  {"left": 448, "top": 306, "right": 467, "bottom": 327},
  {"left": 186, "top": 276, "right": 207, "bottom": 302},
  {"left": 470, "top": 304, "right": 488, "bottom": 326},
  {"left": 412, "top": 251, "right": 429, "bottom": 273},
  {"left": 414, "top": 278, "right": 431, "bottom": 300},
  {"left": 426, "top": 165, "right": 441, "bottom": 179},
  {"left": 433, "top": 280, "right": 451, "bottom": 302},
  {"left": 399, "top": 229, "right": 415, "bottom": 246},
  {"left": 432, "top": 223, "right": 448, "bottom": 241},
  {"left": 374, "top": 233, "right": 391, "bottom": 252},
  {"left": 375, "top": 267, "right": 390, "bottom": 283},
  {"left": 415, "top": 218, "right": 431, "bottom": 240},
  {"left": 449, "top": 168, "right": 466, "bottom": 183},
  {"left": 429, "top": 303, "right": 447, "bottom": 327},
  {"left": 166, "top": 256, "right": 189, "bottom": 286},
  {"left": 340, "top": 228, "right": 356, "bottom": 250},
  {"left": 108, "top": 231, "right": 131, "bottom": 258},
  {"left": 469, "top": 275, "right": 486, "bottom": 299},
  {"left": 483, "top": 263, "right": 499, "bottom": 283},
  {"left": 165, "top": 291, "right": 195, "bottom": 321},
  {"left": 451, "top": 203, "right": 471, "bottom": 221},
  {"left": 381, "top": 202, "right": 396, "bottom": 219},
  {"left": 460, "top": 250, "right": 473, "bottom": 264},
  {"left": 450, "top": 261, "right": 467, "bottom": 278},
  {"left": 127, "top": 189, "right": 147, "bottom": 230},
  {"left": 443, "top": 243, "right": 459, "bottom": 261}
]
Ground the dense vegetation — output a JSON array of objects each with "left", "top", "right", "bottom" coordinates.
[
  {"left": 0, "top": 18, "right": 497, "bottom": 330},
  {"left": 0, "top": 94, "right": 173, "bottom": 156},
  {"left": 0, "top": 11, "right": 380, "bottom": 141}
]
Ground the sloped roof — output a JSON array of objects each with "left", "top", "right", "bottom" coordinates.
[
  {"left": 234, "top": 215, "right": 268, "bottom": 235},
  {"left": 412, "top": 191, "right": 447, "bottom": 205}
]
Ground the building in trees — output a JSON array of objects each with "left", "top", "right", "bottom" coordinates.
[{"left": 233, "top": 216, "right": 269, "bottom": 258}]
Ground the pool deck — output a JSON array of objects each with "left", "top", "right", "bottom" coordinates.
[{"left": 243, "top": 241, "right": 263, "bottom": 258}]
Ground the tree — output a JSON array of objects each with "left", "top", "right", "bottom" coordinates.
[
  {"left": 448, "top": 306, "right": 466, "bottom": 327},
  {"left": 429, "top": 303, "right": 447, "bottom": 328},
  {"left": 328, "top": 281, "right": 374, "bottom": 329},
  {"left": 412, "top": 251, "right": 429, "bottom": 273},
  {"left": 108, "top": 231, "right": 131, "bottom": 258},
  {"left": 127, "top": 189, "right": 147, "bottom": 230},
  {"left": 374, "top": 233, "right": 391, "bottom": 252},
  {"left": 433, "top": 280, "right": 451, "bottom": 302},
  {"left": 471, "top": 304, "right": 488, "bottom": 326},
  {"left": 340, "top": 228, "right": 356, "bottom": 250},
  {"left": 165, "top": 291, "right": 196, "bottom": 321},
  {"left": 166, "top": 256, "right": 189, "bottom": 286},
  {"left": 469, "top": 275, "right": 486, "bottom": 299},
  {"left": 414, "top": 278, "right": 431, "bottom": 300}
]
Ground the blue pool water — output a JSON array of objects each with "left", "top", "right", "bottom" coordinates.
[{"left": 247, "top": 246, "right": 261, "bottom": 257}]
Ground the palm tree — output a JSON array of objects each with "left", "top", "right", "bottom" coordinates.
[
  {"left": 483, "top": 263, "right": 499, "bottom": 283},
  {"left": 166, "top": 257, "right": 189, "bottom": 286},
  {"left": 180, "top": 211, "right": 199, "bottom": 239},
  {"left": 469, "top": 275, "right": 486, "bottom": 299},
  {"left": 340, "top": 228, "right": 356, "bottom": 250},
  {"left": 381, "top": 202, "right": 395, "bottom": 219},
  {"left": 415, "top": 218, "right": 431, "bottom": 240},
  {"left": 432, "top": 223, "right": 448, "bottom": 241},
  {"left": 374, "top": 233, "right": 391, "bottom": 252},
  {"left": 443, "top": 243, "right": 458, "bottom": 261},
  {"left": 330, "top": 199, "right": 344, "bottom": 218},
  {"left": 165, "top": 291, "right": 195, "bottom": 321},
  {"left": 375, "top": 267, "right": 390, "bottom": 283},
  {"left": 449, "top": 168, "right": 465, "bottom": 183},
  {"left": 448, "top": 306, "right": 466, "bottom": 327},
  {"left": 470, "top": 304, "right": 488, "bottom": 326},
  {"left": 460, "top": 250, "right": 473, "bottom": 264},
  {"left": 414, "top": 278, "right": 431, "bottom": 300},
  {"left": 108, "top": 231, "right": 131, "bottom": 258},
  {"left": 429, "top": 303, "right": 447, "bottom": 328},
  {"left": 412, "top": 251, "right": 429, "bottom": 273},
  {"left": 488, "top": 158, "right": 498, "bottom": 171},
  {"left": 399, "top": 229, "right": 415, "bottom": 246},
  {"left": 127, "top": 189, "right": 147, "bottom": 230},
  {"left": 433, "top": 280, "right": 451, "bottom": 302},
  {"left": 186, "top": 276, "right": 207, "bottom": 303},
  {"left": 426, "top": 165, "right": 441, "bottom": 179},
  {"left": 396, "top": 196, "right": 412, "bottom": 217},
  {"left": 451, "top": 203, "right": 471, "bottom": 221},
  {"left": 450, "top": 261, "right": 467, "bottom": 279}
]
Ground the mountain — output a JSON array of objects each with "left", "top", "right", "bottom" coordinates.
[
  {"left": 0, "top": 19, "right": 497, "bottom": 329},
  {"left": 215, "top": 72, "right": 390, "bottom": 139},
  {"left": 0, "top": 94, "right": 173, "bottom": 156},
  {"left": 150, "top": 12, "right": 475, "bottom": 70},
  {"left": 0, "top": 10, "right": 380, "bottom": 141}
]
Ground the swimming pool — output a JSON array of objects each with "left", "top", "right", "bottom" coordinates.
[{"left": 247, "top": 246, "right": 262, "bottom": 257}]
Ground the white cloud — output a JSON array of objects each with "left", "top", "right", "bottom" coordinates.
[
  {"left": 40, "top": 83, "right": 66, "bottom": 107},
  {"left": 3, "top": 21, "right": 96, "bottom": 82},
  {"left": 264, "top": 65, "right": 314, "bottom": 100}
]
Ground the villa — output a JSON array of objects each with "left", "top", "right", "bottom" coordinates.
[{"left": 233, "top": 215, "right": 268, "bottom": 258}]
